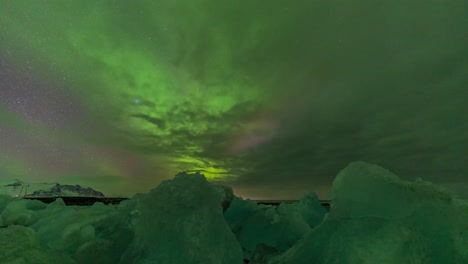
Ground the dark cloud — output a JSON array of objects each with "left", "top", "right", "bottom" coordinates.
[
  {"left": 1, "top": 0, "right": 467, "bottom": 199},
  {"left": 131, "top": 114, "right": 166, "bottom": 129}
]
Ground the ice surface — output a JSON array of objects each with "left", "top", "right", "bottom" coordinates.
[
  {"left": 1, "top": 164, "right": 467, "bottom": 263},
  {"left": 214, "top": 184, "right": 235, "bottom": 212},
  {"left": 224, "top": 192, "right": 326, "bottom": 260},
  {"left": 276, "top": 192, "right": 327, "bottom": 228},
  {"left": 33, "top": 201, "right": 132, "bottom": 263},
  {"left": 0, "top": 197, "right": 132, "bottom": 263},
  {"left": 120, "top": 171, "right": 243, "bottom": 264},
  {"left": 0, "top": 195, "right": 11, "bottom": 215},
  {"left": 250, "top": 243, "right": 279, "bottom": 264},
  {"left": 271, "top": 161, "right": 468, "bottom": 264},
  {"left": 1, "top": 198, "right": 47, "bottom": 226},
  {"left": 0, "top": 225, "right": 76, "bottom": 264}
]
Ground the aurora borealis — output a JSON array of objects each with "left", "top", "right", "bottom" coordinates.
[{"left": 1, "top": 1, "right": 467, "bottom": 199}]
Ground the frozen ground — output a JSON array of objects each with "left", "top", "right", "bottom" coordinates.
[{"left": 1, "top": 161, "right": 467, "bottom": 264}]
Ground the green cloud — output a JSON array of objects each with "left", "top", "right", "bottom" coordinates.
[{"left": 1, "top": 0, "right": 468, "bottom": 198}]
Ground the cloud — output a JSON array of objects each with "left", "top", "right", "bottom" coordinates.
[
  {"left": 1, "top": 0, "right": 467, "bottom": 198},
  {"left": 131, "top": 114, "right": 166, "bottom": 129}
]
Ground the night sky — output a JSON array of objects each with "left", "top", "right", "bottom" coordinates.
[{"left": 1, "top": 1, "right": 467, "bottom": 199}]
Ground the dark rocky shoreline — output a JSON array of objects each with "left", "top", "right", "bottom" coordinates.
[
  {"left": 22, "top": 196, "right": 128, "bottom": 206},
  {"left": 22, "top": 196, "right": 331, "bottom": 210}
]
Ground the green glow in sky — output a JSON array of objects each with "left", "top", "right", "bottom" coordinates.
[
  {"left": 1, "top": 0, "right": 467, "bottom": 199},
  {"left": 1, "top": 0, "right": 274, "bottom": 186}
]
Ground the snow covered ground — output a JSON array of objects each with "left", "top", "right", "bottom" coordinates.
[
  {"left": 1, "top": 162, "right": 467, "bottom": 263},
  {"left": 0, "top": 180, "right": 104, "bottom": 198}
]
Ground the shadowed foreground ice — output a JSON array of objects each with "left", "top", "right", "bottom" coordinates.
[{"left": 1, "top": 161, "right": 467, "bottom": 263}]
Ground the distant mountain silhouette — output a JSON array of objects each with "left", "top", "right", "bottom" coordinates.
[
  {"left": 1, "top": 180, "right": 105, "bottom": 197},
  {"left": 30, "top": 183, "right": 105, "bottom": 197}
]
